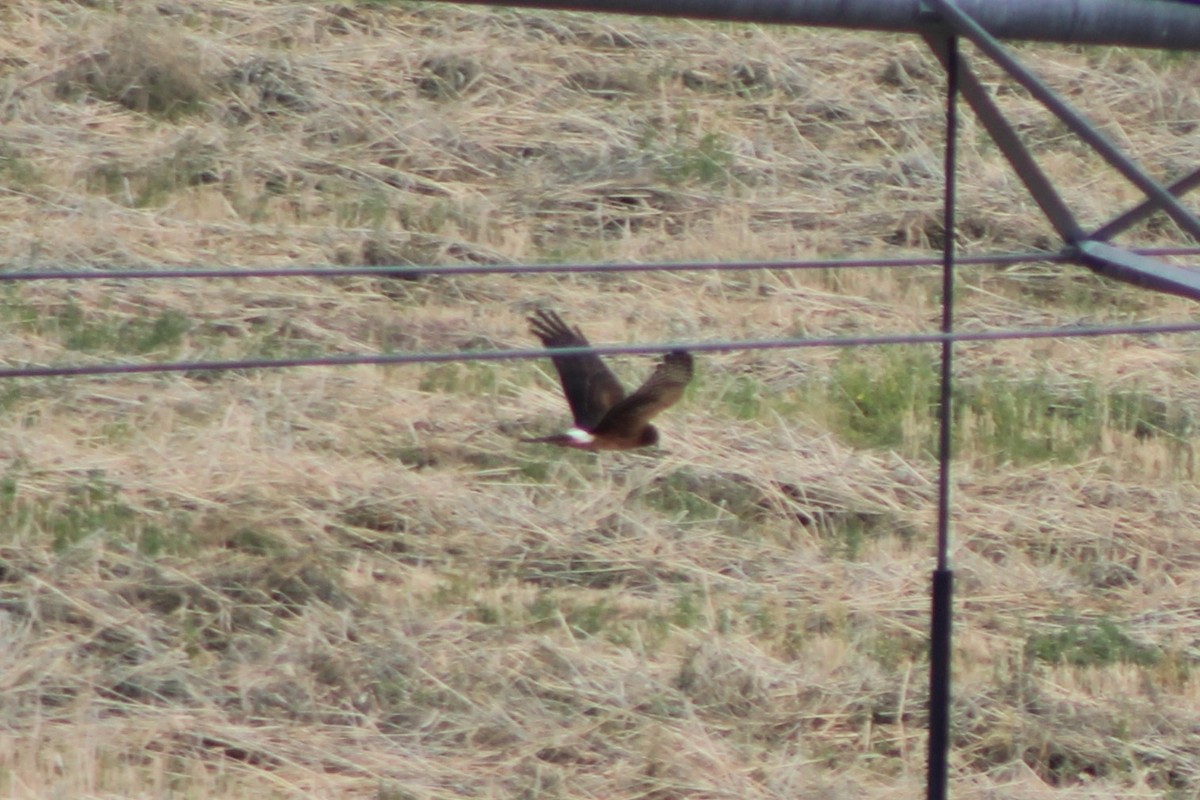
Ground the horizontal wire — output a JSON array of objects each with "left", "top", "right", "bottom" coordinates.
[
  {"left": 0, "top": 253, "right": 1053, "bottom": 282},
  {"left": 0, "top": 251, "right": 1110, "bottom": 282},
  {"left": 5, "top": 319, "right": 1200, "bottom": 380},
  {"left": 2, "top": 247, "right": 1195, "bottom": 283}
]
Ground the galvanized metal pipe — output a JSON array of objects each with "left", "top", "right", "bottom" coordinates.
[{"left": 428, "top": 0, "right": 1200, "bottom": 50}]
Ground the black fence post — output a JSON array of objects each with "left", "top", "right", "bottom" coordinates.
[{"left": 927, "top": 31, "right": 958, "bottom": 800}]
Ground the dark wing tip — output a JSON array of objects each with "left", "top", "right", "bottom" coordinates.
[
  {"left": 665, "top": 349, "right": 692, "bottom": 363},
  {"left": 528, "top": 308, "right": 586, "bottom": 348},
  {"left": 662, "top": 350, "right": 694, "bottom": 382}
]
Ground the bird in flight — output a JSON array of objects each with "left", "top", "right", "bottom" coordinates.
[{"left": 522, "top": 309, "right": 693, "bottom": 450}]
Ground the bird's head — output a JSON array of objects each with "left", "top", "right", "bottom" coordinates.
[{"left": 637, "top": 425, "right": 660, "bottom": 447}]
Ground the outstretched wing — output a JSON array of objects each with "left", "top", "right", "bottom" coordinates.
[
  {"left": 591, "top": 350, "right": 693, "bottom": 440},
  {"left": 528, "top": 309, "right": 626, "bottom": 430}
]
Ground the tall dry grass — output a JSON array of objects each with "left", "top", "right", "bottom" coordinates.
[{"left": 0, "top": 1, "right": 1199, "bottom": 798}]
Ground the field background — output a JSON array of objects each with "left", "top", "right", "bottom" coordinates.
[{"left": 2, "top": 1, "right": 1200, "bottom": 798}]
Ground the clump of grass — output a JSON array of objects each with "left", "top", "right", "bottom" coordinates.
[
  {"left": 226, "top": 56, "right": 312, "bottom": 114},
  {"left": 416, "top": 54, "right": 483, "bottom": 99},
  {"left": 57, "top": 21, "right": 214, "bottom": 119}
]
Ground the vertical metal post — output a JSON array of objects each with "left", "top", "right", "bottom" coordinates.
[{"left": 927, "top": 32, "right": 958, "bottom": 800}]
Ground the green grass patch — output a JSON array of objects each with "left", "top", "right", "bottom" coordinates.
[
  {"left": 715, "top": 374, "right": 770, "bottom": 420},
  {"left": 829, "top": 347, "right": 938, "bottom": 453},
  {"left": 337, "top": 187, "right": 393, "bottom": 229},
  {"left": 638, "top": 109, "right": 736, "bottom": 187},
  {"left": 0, "top": 293, "right": 191, "bottom": 356},
  {"left": 703, "top": 349, "right": 1193, "bottom": 473},
  {"left": 707, "top": 371, "right": 812, "bottom": 422},
  {"left": 813, "top": 509, "right": 914, "bottom": 560},
  {"left": 519, "top": 589, "right": 690, "bottom": 655},
  {"left": 526, "top": 591, "right": 617, "bottom": 638},
  {"left": 63, "top": 306, "right": 190, "bottom": 355},
  {"left": 224, "top": 317, "right": 325, "bottom": 362},
  {"left": 639, "top": 468, "right": 765, "bottom": 530},
  {"left": 642, "top": 469, "right": 725, "bottom": 523},
  {"left": 86, "top": 135, "right": 220, "bottom": 208},
  {"left": 811, "top": 347, "right": 1193, "bottom": 470},
  {"left": 225, "top": 528, "right": 287, "bottom": 556},
  {"left": 958, "top": 380, "right": 1193, "bottom": 466},
  {"left": 958, "top": 377, "right": 1096, "bottom": 464},
  {"left": 1026, "top": 617, "right": 1160, "bottom": 668},
  {"left": 865, "top": 627, "right": 925, "bottom": 670},
  {"left": 1004, "top": 271, "right": 1158, "bottom": 314},
  {"left": 0, "top": 470, "right": 193, "bottom": 555},
  {"left": 658, "top": 130, "right": 735, "bottom": 186},
  {"left": 0, "top": 143, "right": 41, "bottom": 187},
  {"left": 419, "top": 362, "right": 509, "bottom": 396}
]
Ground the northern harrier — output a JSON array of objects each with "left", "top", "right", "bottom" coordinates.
[{"left": 522, "top": 309, "right": 693, "bottom": 450}]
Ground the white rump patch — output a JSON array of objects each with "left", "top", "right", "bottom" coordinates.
[{"left": 566, "top": 428, "right": 595, "bottom": 444}]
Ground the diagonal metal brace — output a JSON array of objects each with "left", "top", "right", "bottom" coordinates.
[
  {"left": 923, "top": 34, "right": 1082, "bottom": 244},
  {"left": 1091, "top": 167, "right": 1200, "bottom": 242},
  {"left": 1076, "top": 240, "right": 1200, "bottom": 301},
  {"left": 928, "top": 0, "right": 1200, "bottom": 244}
]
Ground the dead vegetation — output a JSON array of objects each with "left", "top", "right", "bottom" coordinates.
[{"left": 1, "top": 0, "right": 1199, "bottom": 798}]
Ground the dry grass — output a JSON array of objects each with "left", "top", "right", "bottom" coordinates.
[{"left": 1, "top": 1, "right": 1200, "bottom": 798}]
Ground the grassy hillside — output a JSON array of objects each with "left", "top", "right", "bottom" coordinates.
[{"left": 1, "top": 1, "right": 1199, "bottom": 797}]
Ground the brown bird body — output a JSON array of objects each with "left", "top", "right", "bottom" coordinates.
[{"left": 523, "top": 309, "right": 693, "bottom": 451}]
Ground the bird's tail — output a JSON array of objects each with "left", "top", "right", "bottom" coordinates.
[{"left": 519, "top": 426, "right": 598, "bottom": 448}]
